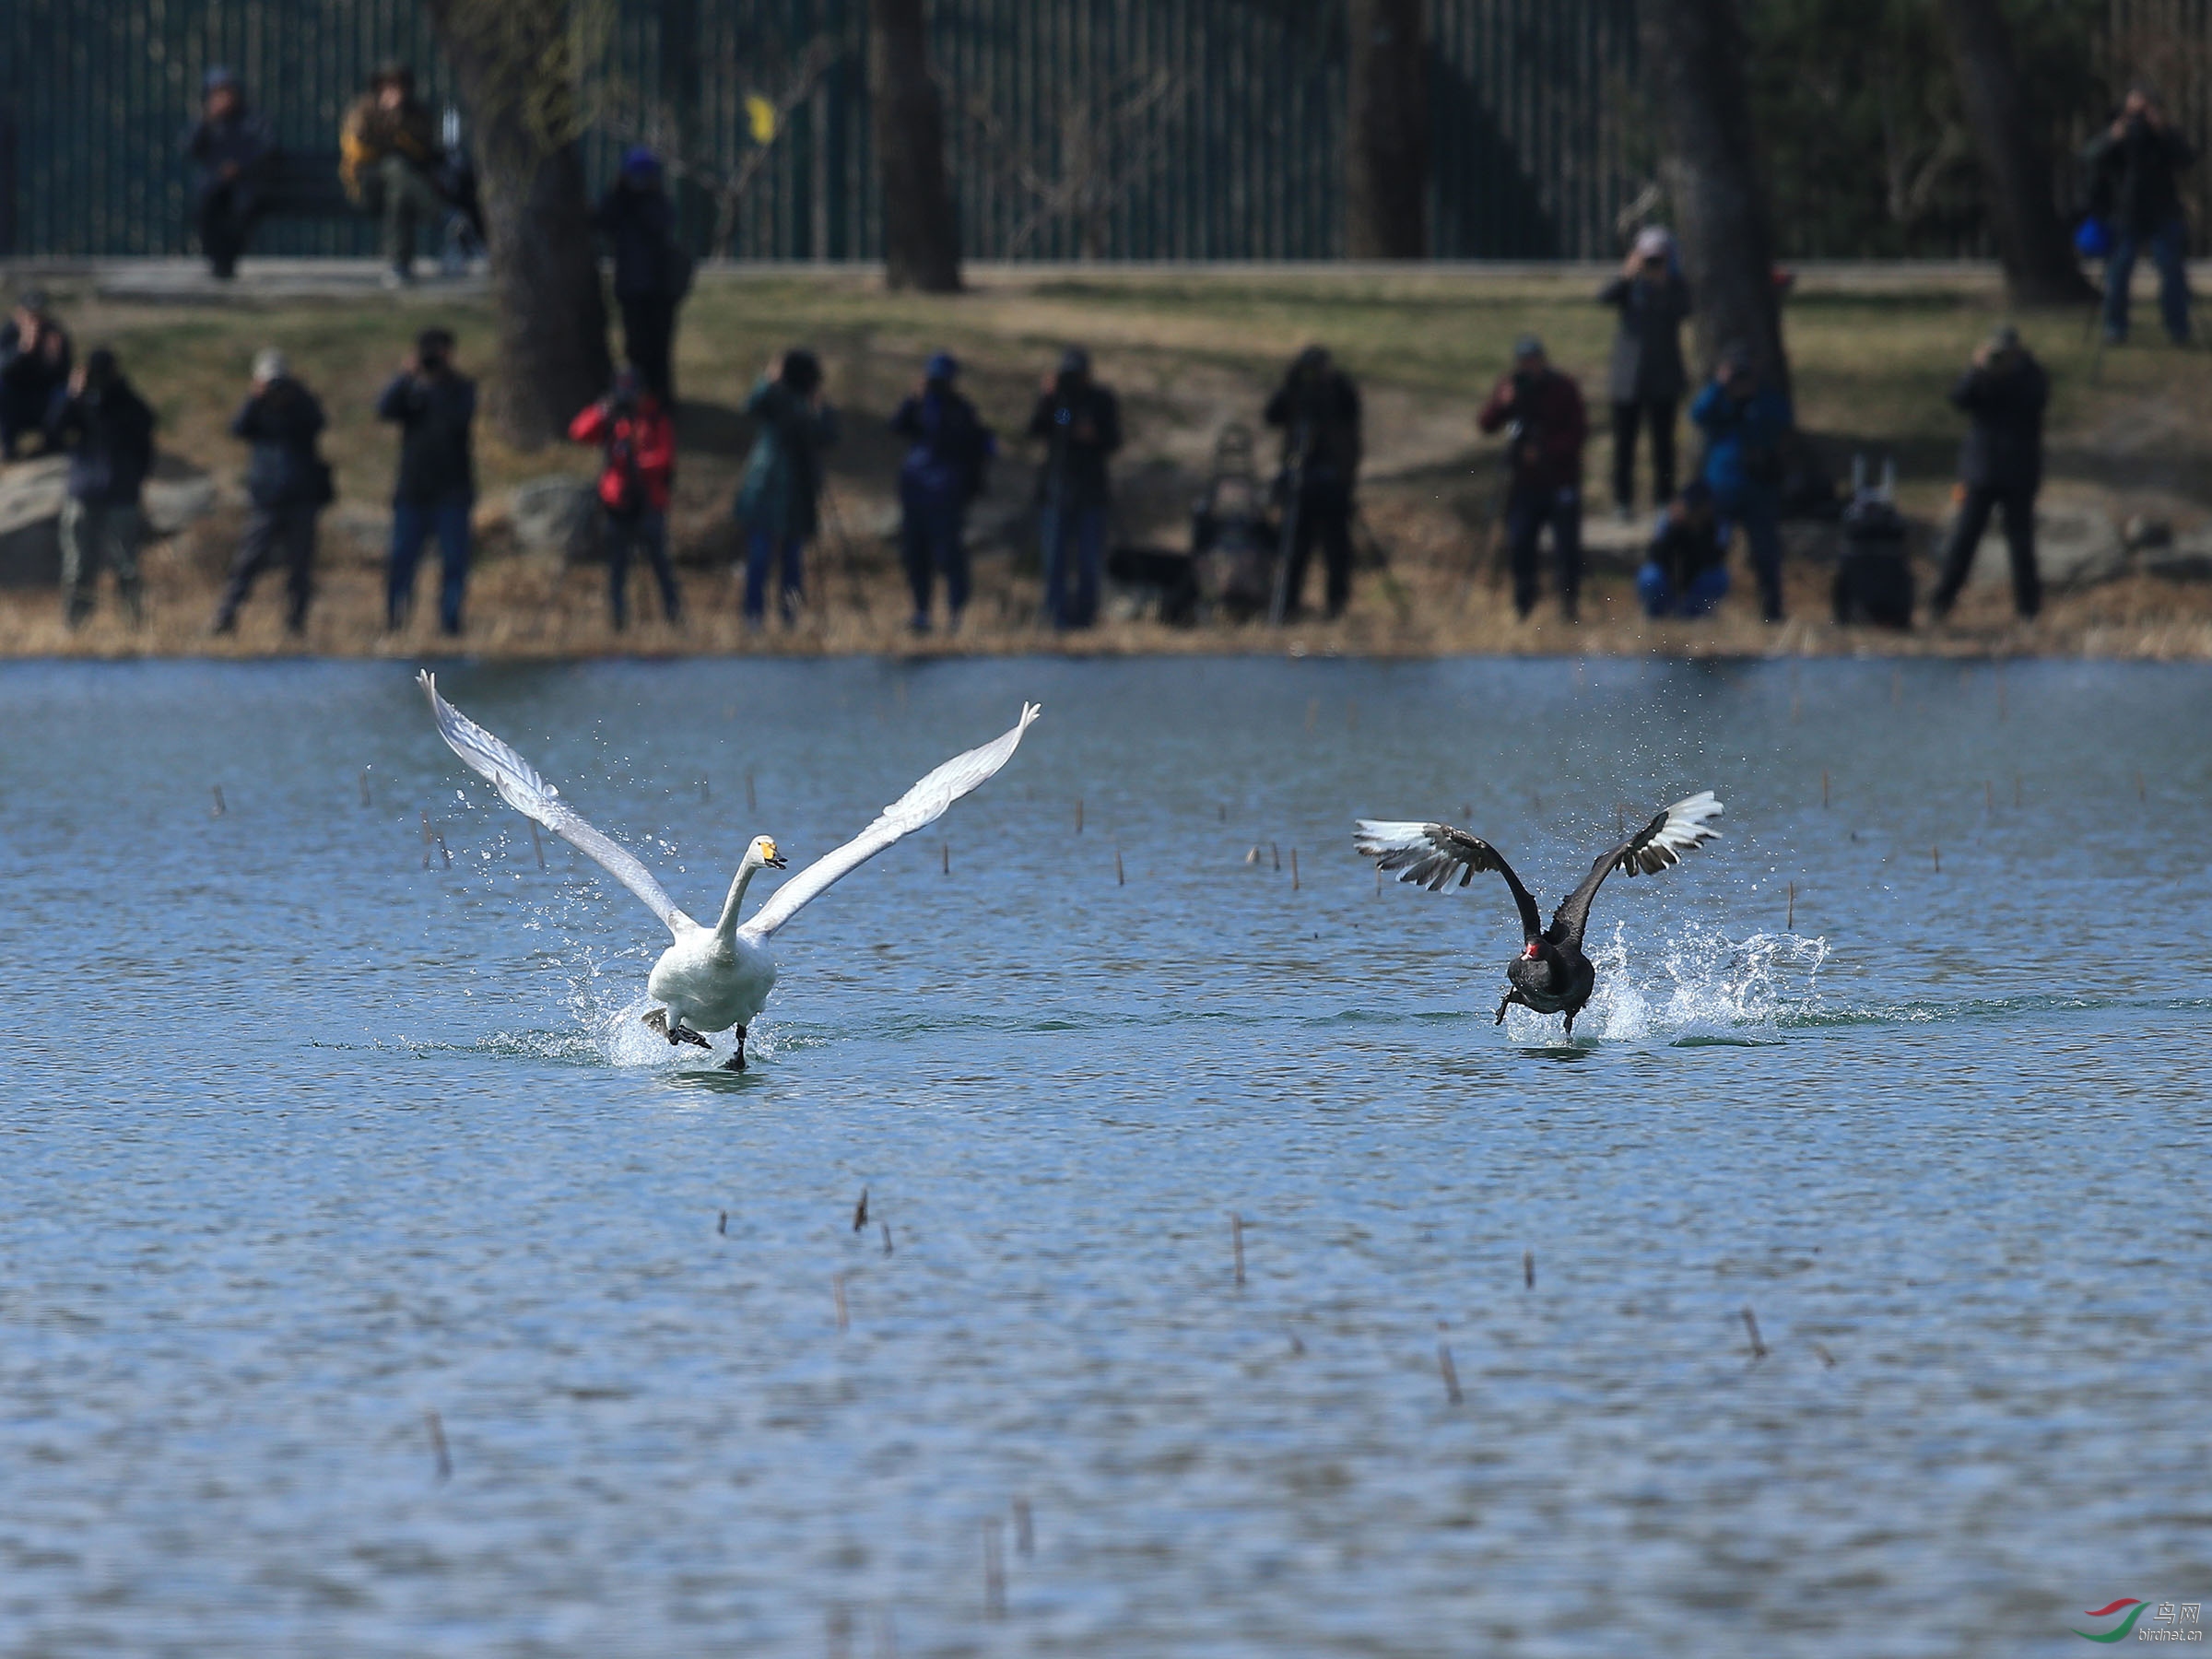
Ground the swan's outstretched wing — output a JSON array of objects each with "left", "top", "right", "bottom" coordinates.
[
  {"left": 418, "top": 671, "right": 694, "bottom": 935},
  {"left": 1354, "top": 819, "right": 1544, "bottom": 940},
  {"left": 1547, "top": 790, "right": 1723, "bottom": 949},
  {"left": 739, "top": 703, "right": 1041, "bottom": 942}
]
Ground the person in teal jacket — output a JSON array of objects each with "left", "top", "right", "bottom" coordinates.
[
  {"left": 1690, "top": 352, "right": 1794, "bottom": 621},
  {"left": 735, "top": 348, "right": 838, "bottom": 626}
]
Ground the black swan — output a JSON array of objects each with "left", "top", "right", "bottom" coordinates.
[{"left": 1355, "top": 793, "right": 1724, "bottom": 1039}]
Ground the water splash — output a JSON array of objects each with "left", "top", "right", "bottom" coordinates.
[{"left": 1500, "top": 923, "right": 1830, "bottom": 1045}]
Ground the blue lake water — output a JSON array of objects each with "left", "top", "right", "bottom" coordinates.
[{"left": 3, "top": 655, "right": 2208, "bottom": 1657}]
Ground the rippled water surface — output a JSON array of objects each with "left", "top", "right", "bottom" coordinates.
[{"left": 5, "top": 655, "right": 2209, "bottom": 1657}]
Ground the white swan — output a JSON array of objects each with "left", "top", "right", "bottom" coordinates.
[{"left": 418, "top": 672, "right": 1040, "bottom": 1069}]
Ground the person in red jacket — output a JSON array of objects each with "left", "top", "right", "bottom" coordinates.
[
  {"left": 568, "top": 370, "right": 681, "bottom": 629},
  {"left": 1477, "top": 334, "right": 1589, "bottom": 621}
]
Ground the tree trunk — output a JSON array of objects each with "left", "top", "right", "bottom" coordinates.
[
  {"left": 1639, "top": 0, "right": 1789, "bottom": 394},
  {"left": 1345, "top": 0, "right": 1430, "bottom": 259},
  {"left": 870, "top": 0, "right": 961, "bottom": 292},
  {"left": 1936, "top": 0, "right": 2099, "bottom": 306},
  {"left": 422, "top": 0, "right": 612, "bottom": 450}
]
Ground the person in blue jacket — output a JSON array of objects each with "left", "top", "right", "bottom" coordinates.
[
  {"left": 1690, "top": 351, "right": 1794, "bottom": 622},
  {"left": 890, "top": 351, "right": 994, "bottom": 633}
]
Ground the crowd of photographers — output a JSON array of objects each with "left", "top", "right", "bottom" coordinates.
[{"left": 0, "top": 77, "right": 2194, "bottom": 637}]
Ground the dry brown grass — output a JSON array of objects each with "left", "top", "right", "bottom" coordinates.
[{"left": 6, "top": 264, "right": 2209, "bottom": 659}]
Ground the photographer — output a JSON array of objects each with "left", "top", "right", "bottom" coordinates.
[
  {"left": 46, "top": 348, "right": 157, "bottom": 629},
  {"left": 1636, "top": 481, "right": 1730, "bottom": 618},
  {"left": 340, "top": 64, "right": 447, "bottom": 288},
  {"left": 1598, "top": 227, "right": 1690, "bottom": 516},
  {"left": 890, "top": 351, "right": 994, "bottom": 634},
  {"left": 214, "top": 349, "right": 330, "bottom": 637},
  {"left": 1026, "top": 347, "right": 1122, "bottom": 631},
  {"left": 1690, "top": 351, "right": 1794, "bottom": 623},
  {"left": 1477, "top": 335, "right": 1588, "bottom": 621},
  {"left": 1930, "top": 325, "right": 2048, "bottom": 623},
  {"left": 1262, "top": 345, "right": 1362, "bottom": 620},
  {"left": 735, "top": 348, "right": 838, "bottom": 629},
  {"left": 376, "top": 327, "right": 477, "bottom": 634},
  {"left": 569, "top": 368, "right": 680, "bottom": 630},
  {"left": 2083, "top": 83, "right": 2196, "bottom": 347}
]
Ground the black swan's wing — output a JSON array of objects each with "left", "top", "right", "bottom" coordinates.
[
  {"left": 1547, "top": 790, "right": 1724, "bottom": 949},
  {"left": 1354, "top": 819, "right": 1544, "bottom": 939}
]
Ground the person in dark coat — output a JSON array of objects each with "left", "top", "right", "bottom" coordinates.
[
  {"left": 1263, "top": 344, "right": 1362, "bottom": 619},
  {"left": 183, "top": 67, "right": 274, "bottom": 280},
  {"left": 1477, "top": 335, "right": 1588, "bottom": 621},
  {"left": 2084, "top": 84, "right": 2196, "bottom": 346},
  {"left": 1636, "top": 481, "right": 1730, "bottom": 618},
  {"left": 1930, "top": 325, "right": 2049, "bottom": 623},
  {"left": 1598, "top": 227, "right": 1691, "bottom": 514},
  {"left": 594, "top": 148, "right": 690, "bottom": 406},
  {"left": 0, "top": 288, "right": 72, "bottom": 461},
  {"left": 214, "top": 349, "right": 330, "bottom": 636},
  {"left": 890, "top": 351, "right": 994, "bottom": 633},
  {"left": 735, "top": 348, "right": 838, "bottom": 627},
  {"left": 375, "top": 327, "right": 477, "bottom": 634},
  {"left": 44, "top": 348, "right": 156, "bottom": 628},
  {"left": 1690, "top": 351, "right": 1794, "bottom": 622},
  {"left": 1026, "top": 347, "right": 1123, "bottom": 630},
  {"left": 569, "top": 368, "right": 681, "bottom": 629}
]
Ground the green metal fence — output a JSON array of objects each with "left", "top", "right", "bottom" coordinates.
[{"left": 1, "top": 0, "right": 1653, "bottom": 260}]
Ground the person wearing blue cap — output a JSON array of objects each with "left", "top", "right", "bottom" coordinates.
[
  {"left": 889, "top": 353, "right": 995, "bottom": 632},
  {"left": 182, "top": 67, "right": 272, "bottom": 280},
  {"left": 594, "top": 147, "right": 692, "bottom": 406},
  {"left": 1025, "top": 347, "right": 1122, "bottom": 629}
]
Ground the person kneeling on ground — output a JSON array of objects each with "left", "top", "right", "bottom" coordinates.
[
  {"left": 1263, "top": 345, "right": 1362, "bottom": 620},
  {"left": 376, "top": 328, "right": 477, "bottom": 635},
  {"left": 736, "top": 349, "right": 838, "bottom": 628},
  {"left": 215, "top": 349, "right": 331, "bottom": 637},
  {"left": 569, "top": 369, "right": 680, "bottom": 630},
  {"left": 341, "top": 63, "right": 446, "bottom": 288},
  {"left": 1930, "top": 324, "right": 2048, "bottom": 623},
  {"left": 1637, "top": 482, "right": 1730, "bottom": 618},
  {"left": 183, "top": 66, "right": 273, "bottom": 280},
  {"left": 1477, "top": 335, "right": 1588, "bottom": 622},
  {"left": 45, "top": 348, "right": 157, "bottom": 629},
  {"left": 1027, "top": 347, "right": 1123, "bottom": 631},
  {"left": 891, "top": 351, "right": 994, "bottom": 634},
  {"left": 0, "top": 289, "right": 72, "bottom": 462},
  {"left": 1691, "top": 350, "right": 1794, "bottom": 623}
]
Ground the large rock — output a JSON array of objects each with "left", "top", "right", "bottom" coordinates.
[
  {"left": 509, "top": 476, "right": 599, "bottom": 561},
  {"left": 0, "top": 453, "right": 216, "bottom": 587},
  {"left": 0, "top": 457, "right": 66, "bottom": 587}
]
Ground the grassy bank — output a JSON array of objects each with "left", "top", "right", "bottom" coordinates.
[{"left": 4, "top": 265, "right": 2208, "bottom": 659}]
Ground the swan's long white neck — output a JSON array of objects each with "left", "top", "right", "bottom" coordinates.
[{"left": 714, "top": 852, "right": 763, "bottom": 943}]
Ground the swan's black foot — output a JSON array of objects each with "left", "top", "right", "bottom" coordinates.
[
  {"left": 1494, "top": 994, "right": 1513, "bottom": 1025},
  {"left": 641, "top": 1008, "right": 712, "bottom": 1049},
  {"left": 1561, "top": 1013, "right": 1577, "bottom": 1041},
  {"left": 720, "top": 1028, "right": 748, "bottom": 1073}
]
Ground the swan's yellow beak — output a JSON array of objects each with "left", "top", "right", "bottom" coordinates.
[{"left": 760, "top": 838, "right": 788, "bottom": 869}]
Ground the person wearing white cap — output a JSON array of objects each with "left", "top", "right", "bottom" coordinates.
[
  {"left": 214, "top": 348, "right": 332, "bottom": 636},
  {"left": 1598, "top": 227, "right": 1691, "bottom": 520}
]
